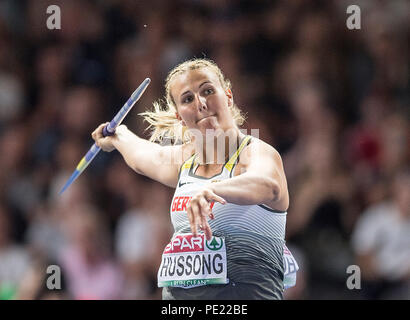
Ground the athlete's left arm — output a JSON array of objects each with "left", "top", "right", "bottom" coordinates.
[
  {"left": 187, "top": 139, "right": 289, "bottom": 240},
  {"left": 209, "top": 139, "right": 289, "bottom": 210}
]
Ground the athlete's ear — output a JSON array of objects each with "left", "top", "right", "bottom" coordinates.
[
  {"left": 226, "top": 89, "right": 233, "bottom": 106},
  {"left": 175, "top": 112, "right": 186, "bottom": 126}
]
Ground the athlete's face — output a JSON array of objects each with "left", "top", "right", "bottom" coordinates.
[{"left": 170, "top": 68, "right": 234, "bottom": 135}]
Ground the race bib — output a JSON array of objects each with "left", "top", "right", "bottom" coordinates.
[
  {"left": 157, "top": 234, "right": 228, "bottom": 289},
  {"left": 283, "top": 245, "right": 299, "bottom": 289}
]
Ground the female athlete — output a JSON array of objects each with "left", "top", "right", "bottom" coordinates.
[{"left": 92, "top": 59, "right": 298, "bottom": 299}]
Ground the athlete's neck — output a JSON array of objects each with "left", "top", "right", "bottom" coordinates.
[{"left": 194, "top": 127, "right": 244, "bottom": 166}]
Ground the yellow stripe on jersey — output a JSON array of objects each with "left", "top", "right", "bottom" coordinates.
[
  {"left": 224, "top": 135, "right": 252, "bottom": 172},
  {"left": 181, "top": 154, "right": 196, "bottom": 171}
]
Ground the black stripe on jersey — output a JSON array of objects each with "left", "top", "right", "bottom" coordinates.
[{"left": 258, "top": 204, "right": 287, "bottom": 214}]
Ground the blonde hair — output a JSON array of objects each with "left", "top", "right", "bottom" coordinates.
[{"left": 140, "top": 58, "right": 246, "bottom": 143}]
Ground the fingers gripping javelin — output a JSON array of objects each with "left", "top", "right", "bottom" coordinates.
[{"left": 59, "top": 78, "right": 151, "bottom": 194}]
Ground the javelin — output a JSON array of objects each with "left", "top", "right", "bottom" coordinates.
[{"left": 59, "top": 78, "right": 151, "bottom": 194}]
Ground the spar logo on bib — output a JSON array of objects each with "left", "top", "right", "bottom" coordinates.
[{"left": 163, "top": 234, "right": 223, "bottom": 254}]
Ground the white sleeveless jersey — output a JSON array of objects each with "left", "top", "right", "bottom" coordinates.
[
  {"left": 167, "top": 136, "right": 296, "bottom": 290},
  {"left": 171, "top": 136, "right": 287, "bottom": 239}
]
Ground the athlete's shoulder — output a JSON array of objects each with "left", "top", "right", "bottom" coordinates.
[{"left": 240, "top": 136, "right": 283, "bottom": 167}]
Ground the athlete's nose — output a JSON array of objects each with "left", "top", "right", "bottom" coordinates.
[{"left": 195, "top": 95, "right": 207, "bottom": 112}]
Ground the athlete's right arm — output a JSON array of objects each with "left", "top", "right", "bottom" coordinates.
[{"left": 92, "top": 122, "right": 189, "bottom": 188}]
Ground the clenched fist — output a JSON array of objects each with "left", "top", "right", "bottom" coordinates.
[{"left": 91, "top": 123, "right": 128, "bottom": 152}]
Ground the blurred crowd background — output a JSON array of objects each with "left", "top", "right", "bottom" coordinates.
[{"left": 0, "top": 0, "right": 408, "bottom": 300}]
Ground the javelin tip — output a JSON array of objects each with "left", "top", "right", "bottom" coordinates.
[{"left": 59, "top": 170, "right": 80, "bottom": 195}]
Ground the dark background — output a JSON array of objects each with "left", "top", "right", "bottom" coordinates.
[{"left": 0, "top": 0, "right": 408, "bottom": 300}]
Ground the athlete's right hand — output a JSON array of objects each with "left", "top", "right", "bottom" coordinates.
[
  {"left": 91, "top": 122, "right": 127, "bottom": 152},
  {"left": 188, "top": 188, "right": 226, "bottom": 241}
]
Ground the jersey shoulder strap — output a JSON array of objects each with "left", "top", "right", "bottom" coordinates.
[
  {"left": 178, "top": 154, "right": 196, "bottom": 179},
  {"left": 224, "top": 135, "right": 252, "bottom": 174}
]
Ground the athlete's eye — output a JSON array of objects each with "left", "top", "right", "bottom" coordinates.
[
  {"left": 182, "top": 95, "right": 193, "bottom": 104},
  {"left": 203, "top": 88, "right": 214, "bottom": 95}
]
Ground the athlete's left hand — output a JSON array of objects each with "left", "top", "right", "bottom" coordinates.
[{"left": 187, "top": 188, "right": 226, "bottom": 241}]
